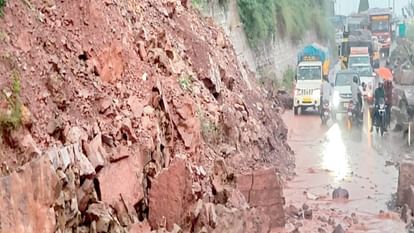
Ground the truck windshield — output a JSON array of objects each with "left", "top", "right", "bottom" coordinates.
[
  {"left": 350, "top": 66, "right": 372, "bottom": 76},
  {"left": 371, "top": 20, "right": 389, "bottom": 32},
  {"left": 348, "top": 56, "right": 370, "bottom": 67},
  {"left": 297, "top": 66, "right": 321, "bottom": 81},
  {"left": 336, "top": 73, "right": 356, "bottom": 86}
]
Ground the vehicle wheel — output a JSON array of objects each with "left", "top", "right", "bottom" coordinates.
[
  {"left": 376, "top": 127, "right": 379, "bottom": 133},
  {"left": 294, "top": 107, "right": 299, "bottom": 115},
  {"left": 322, "top": 117, "right": 327, "bottom": 125}
]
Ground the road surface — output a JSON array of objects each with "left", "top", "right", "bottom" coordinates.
[{"left": 280, "top": 109, "right": 408, "bottom": 232}]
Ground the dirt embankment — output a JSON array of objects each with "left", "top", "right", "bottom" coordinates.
[{"left": 0, "top": 0, "right": 294, "bottom": 232}]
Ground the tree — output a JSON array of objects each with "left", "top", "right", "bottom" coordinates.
[{"left": 358, "top": 0, "right": 369, "bottom": 13}]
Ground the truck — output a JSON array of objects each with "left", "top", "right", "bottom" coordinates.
[
  {"left": 293, "top": 43, "right": 330, "bottom": 115},
  {"left": 368, "top": 8, "right": 393, "bottom": 57},
  {"left": 339, "top": 29, "right": 379, "bottom": 69}
]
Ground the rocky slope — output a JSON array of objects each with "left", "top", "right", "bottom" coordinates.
[{"left": 0, "top": 0, "right": 294, "bottom": 232}]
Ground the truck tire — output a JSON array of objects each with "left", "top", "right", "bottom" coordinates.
[{"left": 294, "top": 107, "right": 299, "bottom": 115}]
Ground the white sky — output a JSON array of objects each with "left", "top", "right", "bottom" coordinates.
[{"left": 335, "top": 0, "right": 410, "bottom": 16}]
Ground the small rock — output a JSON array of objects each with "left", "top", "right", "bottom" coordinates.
[
  {"left": 304, "top": 209, "right": 313, "bottom": 220},
  {"left": 351, "top": 212, "right": 358, "bottom": 224},
  {"left": 109, "top": 145, "right": 130, "bottom": 162},
  {"left": 143, "top": 105, "right": 155, "bottom": 115},
  {"left": 47, "top": 116, "right": 64, "bottom": 135},
  {"left": 318, "top": 227, "right": 327, "bottom": 233},
  {"left": 99, "top": 98, "right": 112, "bottom": 113},
  {"left": 20, "top": 133, "right": 41, "bottom": 157},
  {"left": 328, "top": 217, "right": 335, "bottom": 226},
  {"left": 286, "top": 205, "right": 300, "bottom": 217},
  {"left": 332, "top": 187, "right": 349, "bottom": 200},
  {"left": 333, "top": 224, "right": 345, "bottom": 233},
  {"left": 64, "top": 126, "right": 87, "bottom": 144},
  {"left": 171, "top": 224, "right": 182, "bottom": 233},
  {"left": 84, "top": 133, "right": 106, "bottom": 170},
  {"left": 21, "top": 105, "right": 33, "bottom": 127},
  {"left": 318, "top": 216, "right": 328, "bottom": 223},
  {"left": 302, "top": 203, "right": 309, "bottom": 211}
]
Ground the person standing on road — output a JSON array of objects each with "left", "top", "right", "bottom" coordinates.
[{"left": 351, "top": 76, "right": 363, "bottom": 119}]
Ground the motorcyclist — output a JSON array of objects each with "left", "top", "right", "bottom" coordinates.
[
  {"left": 320, "top": 77, "right": 332, "bottom": 118},
  {"left": 351, "top": 75, "right": 363, "bottom": 120},
  {"left": 370, "top": 81, "right": 386, "bottom": 132}
]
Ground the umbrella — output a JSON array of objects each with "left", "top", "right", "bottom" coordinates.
[{"left": 376, "top": 67, "right": 393, "bottom": 81}]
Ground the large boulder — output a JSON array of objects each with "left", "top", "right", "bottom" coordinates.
[
  {"left": 397, "top": 161, "right": 414, "bottom": 206},
  {"left": 236, "top": 168, "right": 286, "bottom": 228},
  {"left": 148, "top": 158, "right": 193, "bottom": 231},
  {"left": 97, "top": 156, "right": 144, "bottom": 220},
  {"left": 212, "top": 204, "right": 270, "bottom": 233},
  {"left": 0, "top": 156, "right": 59, "bottom": 233}
]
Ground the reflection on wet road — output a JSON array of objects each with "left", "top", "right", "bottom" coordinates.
[{"left": 282, "top": 109, "right": 407, "bottom": 232}]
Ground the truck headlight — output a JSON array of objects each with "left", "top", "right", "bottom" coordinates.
[
  {"left": 386, "top": 37, "right": 391, "bottom": 43},
  {"left": 333, "top": 91, "right": 340, "bottom": 107}
]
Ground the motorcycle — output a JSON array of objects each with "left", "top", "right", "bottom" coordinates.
[
  {"left": 347, "top": 100, "right": 361, "bottom": 127},
  {"left": 321, "top": 100, "right": 330, "bottom": 125},
  {"left": 374, "top": 98, "right": 387, "bottom": 136}
]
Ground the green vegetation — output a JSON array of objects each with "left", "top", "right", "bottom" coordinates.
[
  {"left": 358, "top": 0, "right": 369, "bottom": 13},
  {"left": 197, "top": 107, "right": 221, "bottom": 144},
  {"left": 237, "top": 0, "right": 334, "bottom": 47},
  {"left": 282, "top": 66, "right": 295, "bottom": 91},
  {"left": 257, "top": 67, "right": 279, "bottom": 90},
  {"left": 0, "top": 71, "right": 22, "bottom": 133},
  {"left": 0, "top": 0, "right": 6, "bottom": 17},
  {"left": 192, "top": 0, "right": 229, "bottom": 12},
  {"left": 258, "top": 66, "right": 296, "bottom": 92},
  {"left": 178, "top": 74, "right": 193, "bottom": 92}
]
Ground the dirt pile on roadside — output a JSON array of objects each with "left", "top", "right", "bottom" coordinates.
[{"left": 0, "top": 0, "right": 294, "bottom": 232}]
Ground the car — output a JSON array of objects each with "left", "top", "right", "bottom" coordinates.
[
  {"left": 332, "top": 70, "right": 361, "bottom": 118},
  {"left": 349, "top": 63, "right": 377, "bottom": 103}
]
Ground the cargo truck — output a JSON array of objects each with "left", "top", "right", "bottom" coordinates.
[
  {"left": 368, "top": 8, "right": 393, "bottom": 57},
  {"left": 294, "top": 44, "right": 330, "bottom": 115}
]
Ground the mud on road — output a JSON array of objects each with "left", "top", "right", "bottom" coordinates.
[{"left": 280, "top": 109, "right": 409, "bottom": 233}]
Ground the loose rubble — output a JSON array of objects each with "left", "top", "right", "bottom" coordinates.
[{"left": 0, "top": 0, "right": 294, "bottom": 232}]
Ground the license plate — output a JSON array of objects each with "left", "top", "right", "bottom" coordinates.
[
  {"left": 324, "top": 112, "right": 329, "bottom": 116},
  {"left": 343, "top": 103, "right": 349, "bottom": 108},
  {"left": 348, "top": 112, "right": 352, "bottom": 116},
  {"left": 303, "top": 96, "right": 312, "bottom": 102}
]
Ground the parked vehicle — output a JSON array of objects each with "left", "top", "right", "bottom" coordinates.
[{"left": 293, "top": 43, "right": 330, "bottom": 115}]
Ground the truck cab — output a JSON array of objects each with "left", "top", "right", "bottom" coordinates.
[
  {"left": 294, "top": 61, "right": 323, "bottom": 115},
  {"left": 369, "top": 9, "right": 392, "bottom": 56}
]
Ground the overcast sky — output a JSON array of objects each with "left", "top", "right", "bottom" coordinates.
[{"left": 335, "top": 0, "right": 410, "bottom": 16}]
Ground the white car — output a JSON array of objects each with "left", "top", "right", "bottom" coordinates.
[
  {"left": 349, "top": 64, "right": 377, "bottom": 103},
  {"left": 332, "top": 70, "right": 361, "bottom": 116}
]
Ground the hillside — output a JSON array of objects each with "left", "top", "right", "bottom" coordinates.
[{"left": 0, "top": 0, "right": 294, "bottom": 232}]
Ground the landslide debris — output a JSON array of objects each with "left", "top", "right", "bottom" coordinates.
[{"left": 0, "top": 0, "right": 294, "bottom": 232}]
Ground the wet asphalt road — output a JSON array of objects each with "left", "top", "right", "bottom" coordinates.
[{"left": 280, "top": 108, "right": 409, "bottom": 232}]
